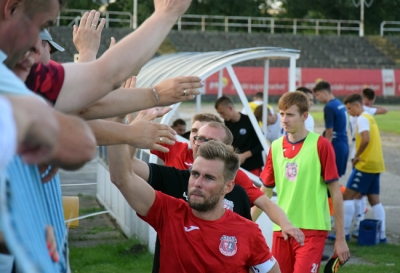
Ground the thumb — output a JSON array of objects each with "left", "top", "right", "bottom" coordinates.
[
  {"left": 73, "top": 25, "right": 77, "bottom": 36},
  {"left": 282, "top": 232, "right": 289, "bottom": 241}
]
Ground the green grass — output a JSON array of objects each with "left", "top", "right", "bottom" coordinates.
[
  {"left": 69, "top": 239, "right": 153, "bottom": 273},
  {"left": 320, "top": 242, "right": 400, "bottom": 273},
  {"left": 79, "top": 207, "right": 104, "bottom": 215},
  {"left": 311, "top": 110, "right": 400, "bottom": 135},
  {"left": 85, "top": 226, "right": 115, "bottom": 235}
]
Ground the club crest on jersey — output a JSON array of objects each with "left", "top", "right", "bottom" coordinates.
[
  {"left": 223, "top": 199, "right": 234, "bottom": 211},
  {"left": 219, "top": 235, "right": 237, "bottom": 256},
  {"left": 285, "top": 162, "right": 298, "bottom": 181}
]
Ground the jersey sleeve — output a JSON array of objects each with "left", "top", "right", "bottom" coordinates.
[
  {"left": 324, "top": 105, "right": 335, "bottom": 129},
  {"left": 364, "top": 106, "right": 377, "bottom": 116},
  {"left": 137, "top": 191, "right": 179, "bottom": 232},
  {"left": 246, "top": 226, "right": 273, "bottom": 267},
  {"left": 234, "top": 170, "right": 264, "bottom": 205},
  {"left": 150, "top": 144, "right": 168, "bottom": 162},
  {"left": 25, "top": 60, "right": 65, "bottom": 104},
  {"left": 260, "top": 150, "right": 275, "bottom": 188},
  {"left": 357, "top": 115, "right": 370, "bottom": 133},
  {"left": 317, "top": 137, "right": 339, "bottom": 183}
]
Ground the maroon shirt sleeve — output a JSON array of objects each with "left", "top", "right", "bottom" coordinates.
[
  {"left": 260, "top": 150, "right": 275, "bottom": 188},
  {"left": 25, "top": 60, "right": 65, "bottom": 104},
  {"left": 234, "top": 169, "right": 264, "bottom": 205},
  {"left": 317, "top": 136, "right": 339, "bottom": 183}
]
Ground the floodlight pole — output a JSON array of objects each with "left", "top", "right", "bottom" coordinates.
[
  {"left": 133, "top": 0, "right": 137, "bottom": 29},
  {"left": 359, "top": 0, "right": 364, "bottom": 37}
]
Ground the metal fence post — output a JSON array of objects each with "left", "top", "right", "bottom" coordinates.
[
  {"left": 380, "top": 21, "right": 385, "bottom": 36},
  {"left": 178, "top": 17, "right": 182, "bottom": 31},
  {"left": 201, "top": 16, "right": 205, "bottom": 32},
  {"left": 225, "top": 17, "right": 229, "bottom": 32},
  {"left": 248, "top": 17, "right": 251, "bottom": 33},
  {"left": 105, "top": 12, "right": 109, "bottom": 28},
  {"left": 337, "top": 21, "right": 341, "bottom": 36},
  {"left": 316, "top": 20, "right": 319, "bottom": 35},
  {"left": 271, "top": 18, "right": 274, "bottom": 34},
  {"left": 293, "top": 19, "right": 297, "bottom": 34}
]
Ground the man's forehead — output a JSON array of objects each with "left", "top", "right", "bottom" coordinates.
[
  {"left": 198, "top": 125, "right": 223, "bottom": 139},
  {"left": 192, "top": 157, "right": 224, "bottom": 175}
]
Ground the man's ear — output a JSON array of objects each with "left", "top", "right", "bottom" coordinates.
[
  {"left": 302, "top": 111, "right": 309, "bottom": 122},
  {"left": 3, "top": 0, "right": 22, "bottom": 19},
  {"left": 223, "top": 180, "right": 235, "bottom": 195}
]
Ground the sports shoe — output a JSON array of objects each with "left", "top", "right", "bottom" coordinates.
[
  {"left": 380, "top": 237, "right": 387, "bottom": 243},
  {"left": 324, "top": 254, "right": 349, "bottom": 273}
]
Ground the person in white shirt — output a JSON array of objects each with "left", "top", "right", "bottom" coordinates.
[
  {"left": 348, "top": 88, "right": 387, "bottom": 238},
  {"left": 296, "top": 87, "right": 315, "bottom": 132}
]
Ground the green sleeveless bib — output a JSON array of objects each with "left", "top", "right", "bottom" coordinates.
[{"left": 271, "top": 132, "right": 331, "bottom": 231}]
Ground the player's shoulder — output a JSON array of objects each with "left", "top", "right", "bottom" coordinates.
[{"left": 317, "top": 135, "right": 332, "bottom": 147}]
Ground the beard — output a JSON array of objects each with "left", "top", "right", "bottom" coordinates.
[{"left": 188, "top": 187, "right": 223, "bottom": 212}]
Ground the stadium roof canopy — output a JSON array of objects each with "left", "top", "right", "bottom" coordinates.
[{"left": 137, "top": 47, "right": 300, "bottom": 181}]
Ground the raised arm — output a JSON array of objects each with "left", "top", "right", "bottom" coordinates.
[
  {"left": 76, "top": 76, "right": 203, "bottom": 120},
  {"left": 56, "top": 0, "right": 194, "bottom": 113},
  {"left": 108, "top": 142, "right": 155, "bottom": 217}
]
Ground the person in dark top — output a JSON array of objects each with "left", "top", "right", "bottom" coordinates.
[
  {"left": 313, "top": 81, "right": 349, "bottom": 177},
  {"left": 215, "top": 96, "right": 264, "bottom": 176}
]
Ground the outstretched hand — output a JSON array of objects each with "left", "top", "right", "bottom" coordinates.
[
  {"left": 123, "top": 107, "right": 175, "bottom": 153},
  {"left": 73, "top": 10, "right": 106, "bottom": 61},
  {"left": 154, "top": 76, "right": 203, "bottom": 106},
  {"left": 154, "top": 0, "right": 192, "bottom": 20}
]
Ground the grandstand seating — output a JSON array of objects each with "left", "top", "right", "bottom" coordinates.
[{"left": 50, "top": 27, "right": 399, "bottom": 69}]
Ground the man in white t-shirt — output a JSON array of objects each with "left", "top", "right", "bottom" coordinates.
[
  {"left": 296, "top": 87, "right": 315, "bottom": 132},
  {"left": 348, "top": 88, "right": 387, "bottom": 238}
]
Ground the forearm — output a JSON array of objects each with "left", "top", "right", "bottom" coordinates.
[
  {"left": 47, "top": 113, "right": 96, "bottom": 170},
  {"left": 254, "top": 195, "right": 292, "bottom": 227},
  {"left": 58, "top": 13, "right": 179, "bottom": 113},
  {"left": 355, "top": 140, "right": 369, "bottom": 158},
  {"left": 87, "top": 120, "right": 129, "bottom": 145},
  {"left": 108, "top": 143, "right": 154, "bottom": 216},
  {"left": 325, "top": 128, "right": 333, "bottom": 142},
  {"left": 77, "top": 87, "right": 155, "bottom": 120},
  {"left": 329, "top": 182, "right": 346, "bottom": 240}
]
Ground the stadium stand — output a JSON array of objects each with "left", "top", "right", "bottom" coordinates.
[{"left": 50, "top": 27, "right": 399, "bottom": 69}]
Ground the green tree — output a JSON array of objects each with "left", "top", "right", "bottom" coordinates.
[{"left": 64, "top": 0, "right": 103, "bottom": 10}]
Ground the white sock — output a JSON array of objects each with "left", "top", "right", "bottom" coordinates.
[
  {"left": 344, "top": 200, "right": 355, "bottom": 236},
  {"left": 372, "top": 203, "right": 386, "bottom": 239},
  {"left": 354, "top": 199, "right": 362, "bottom": 220},
  {"left": 361, "top": 196, "right": 368, "bottom": 218}
]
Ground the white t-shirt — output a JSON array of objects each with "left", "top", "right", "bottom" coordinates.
[
  {"left": 0, "top": 96, "right": 17, "bottom": 173},
  {"left": 305, "top": 113, "right": 315, "bottom": 132},
  {"left": 350, "top": 107, "right": 375, "bottom": 158},
  {"left": 266, "top": 114, "right": 282, "bottom": 143}
]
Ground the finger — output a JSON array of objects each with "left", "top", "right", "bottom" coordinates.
[
  {"left": 79, "top": 12, "right": 89, "bottom": 28},
  {"left": 85, "top": 10, "right": 96, "bottom": 28},
  {"left": 38, "top": 164, "right": 48, "bottom": 175},
  {"left": 138, "top": 110, "right": 158, "bottom": 121},
  {"left": 177, "top": 75, "right": 202, "bottom": 84},
  {"left": 91, "top": 11, "right": 101, "bottom": 28},
  {"left": 73, "top": 25, "right": 78, "bottom": 36},
  {"left": 124, "top": 77, "right": 132, "bottom": 89},
  {"left": 97, "top": 18, "right": 106, "bottom": 33},
  {"left": 109, "top": 37, "right": 116, "bottom": 49},
  {"left": 130, "top": 76, "right": 137, "bottom": 88},
  {"left": 158, "top": 129, "right": 176, "bottom": 142},
  {"left": 282, "top": 232, "right": 288, "bottom": 241},
  {"left": 154, "top": 107, "right": 172, "bottom": 117},
  {"left": 151, "top": 144, "right": 170, "bottom": 153}
]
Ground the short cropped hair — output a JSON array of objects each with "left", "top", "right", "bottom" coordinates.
[
  {"left": 192, "top": 113, "right": 222, "bottom": 124},
  {"left": 278, "top": 91, "right": 309, "bottom": 114},
  {"left": 313, "top": 81, "right": 331, "bottom": 93},
  {"left": 195, "top": 140, "right": 239, "bottom": 182},
  {"left": 172, "top": 119, "right": 186, "bottom": 127},
  {"left": 296, "top": 87, "right": 313, "bottom": 95},
  {"left": 362, "top": 88, "right": 375, "bottom": 101},
  {"left": 214, "top": 96, "right": 233, "bottom": 109},
  {"left": 25, "top": 0, "right": 67, "bottom": 18},
  {"left": 254, "top": 92, "right": 263, "bottom": 99},
  {"left": 202, "top": 121, "right": 233, "bottom": 145},
  {"left": 344, "top": 94, "right": 362, "bottom": 105}
]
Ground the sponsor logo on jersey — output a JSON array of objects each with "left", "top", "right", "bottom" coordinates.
[
  {"left": 223, "top": 199, "right": 234, "bottom": 211},
  {"left": 219, "top": 235, "right": 237, "bottom": 256},
  {"left": 285, "top": 162, "right": 298, "bottom": 181},
  {"left": 184, "top": 226, "right": 199, "bottom": 232},
  {"left": 239, "top": 128, "right": 247, "bottom": 135},
  {"left": 183, "top": 192, "right": 188, "bottom": 201}
]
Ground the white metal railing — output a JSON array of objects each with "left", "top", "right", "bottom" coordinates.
[
  {"left": 56, "top": 9, "right": 132, "bottom": 28},
  {"left": 380, "top": 21, "right": 400, "bottom": 36},
  {"left": 176, "top": 15, "right": 361, "bottom": 36}
]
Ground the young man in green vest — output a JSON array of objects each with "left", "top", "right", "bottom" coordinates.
[
  {"left": 259, "top": 91, "right": 350, "bottom": 273},
  {"left": 343, "top": 94, "right": 386, "bottom": 242}
]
